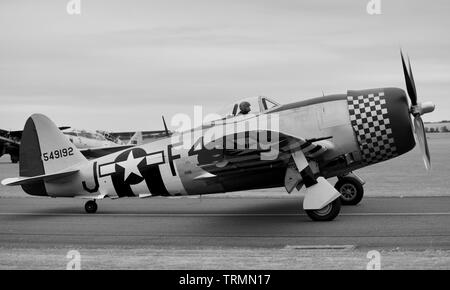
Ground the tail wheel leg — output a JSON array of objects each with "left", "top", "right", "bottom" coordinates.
[{"left": 85, "top": 200, "right": 98, "bottom": 214}]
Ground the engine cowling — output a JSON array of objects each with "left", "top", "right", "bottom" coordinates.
[{"left": 346, "top": 87, "right": 415, "bottom": 165}]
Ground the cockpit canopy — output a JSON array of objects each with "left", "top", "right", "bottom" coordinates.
[{"left": 217, "top": 96, "right": 280, "bottom": 119}]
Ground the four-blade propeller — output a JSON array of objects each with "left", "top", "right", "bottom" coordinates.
[{"left": 400, "top": 50, "right": 435, "bottom": 171}]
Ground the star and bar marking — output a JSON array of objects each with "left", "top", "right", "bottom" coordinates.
[{"left": 98, "top": 150, "right": 165, "bottom": 181}]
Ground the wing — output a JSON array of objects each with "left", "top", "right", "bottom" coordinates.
[
  {"left": 192, "top": 120, "right": 340, "bottom": 208},
  {"left": 0, "top": 135, "right": 20, "bottom": 146},
  {"left": 196, "top": 128, "right": 334, "bottom": 172}
]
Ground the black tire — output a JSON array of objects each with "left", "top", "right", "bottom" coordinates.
[
  {"left": 85, "top": 200, "right": 98, "bottom": 213},
  {"left": 305, "top": 198, "right": 341, "bottom": 221},
  {"left": 335, "top": 177, "right": 364, "bottom": 206}
]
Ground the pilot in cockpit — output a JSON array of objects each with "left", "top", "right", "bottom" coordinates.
[{"left": 237, "top": 101, "right": 251, "bottom": 115}]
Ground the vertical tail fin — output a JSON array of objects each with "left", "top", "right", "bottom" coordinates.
[
  {"left": 128, "top": 131, "right": 143, "bottom": 145},
  {"left": 20, "top": 114, "right": 86, "bottom": 178}
]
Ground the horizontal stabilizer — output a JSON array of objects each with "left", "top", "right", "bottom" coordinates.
[{"left": 1, "top": 169, "right": 79, "bottom": 186}]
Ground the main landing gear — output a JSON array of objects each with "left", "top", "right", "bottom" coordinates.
[
  {"left": 287, "top": 151, "right": 342, "bottom": 222},
  {"left": 335, "top": 174, "right": 365, "bottom": 206},
  {"left": 305, "top": 198, "right": 341, "bottom": 222},
  {"left": 85, "top": 200, "right": 98, "bottom": 213}
]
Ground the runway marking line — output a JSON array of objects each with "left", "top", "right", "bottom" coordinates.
[
  {"left": 1, "top": 212, "right": 450, "bottom": 217},
  {"left": 284, "top": 245, "right": 356, "bottom": 250}
]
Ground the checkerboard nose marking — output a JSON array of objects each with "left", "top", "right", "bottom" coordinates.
[{"left": 347, "top": 92, "right": 398, "bottom": 165}]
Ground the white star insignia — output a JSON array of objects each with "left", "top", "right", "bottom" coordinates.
[{"left": 116, "top": 151, "right": 145, "bottom": 181}]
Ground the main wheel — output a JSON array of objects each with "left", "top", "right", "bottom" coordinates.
[
  {"left": 335, "top": 177, "right": 364, "bottom": 206},
  {"left": 85, "top": 200, "right": 98, "bottom": 213},
  {"left": 305, "top": 198, "right": 341, "bottom": 221}
]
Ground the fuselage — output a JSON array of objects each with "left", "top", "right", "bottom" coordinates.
[{"left": 31, "top": 87, "right": 416, "bottom": 198}]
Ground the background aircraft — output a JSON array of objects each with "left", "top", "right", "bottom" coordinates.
[
  {"left": 0, "top": 126, "right": 70, "bottom": 163},
  {"left": 1, "top": 53, "right": 435, "bottom": 221},
  {"left": 0, "top": 126, "right": 171, "bottom": 162}
]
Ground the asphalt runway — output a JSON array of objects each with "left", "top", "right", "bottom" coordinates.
[{"left": 1, "top": 196, "right": 450, "bottom": 250}]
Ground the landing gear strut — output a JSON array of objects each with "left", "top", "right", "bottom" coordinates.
[
  {"left": 287, "top": 151, "right": 342, "bottom": 221},
  {"left": 85, "top": 200, "right": 98, "bottom": 213},
  {"left": 335, "top": 175, "right": 364, "bottom": 206}
]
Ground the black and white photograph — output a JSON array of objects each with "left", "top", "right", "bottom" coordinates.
[{"left": 0, "top": 0, "right": 449, "bottom": 275}]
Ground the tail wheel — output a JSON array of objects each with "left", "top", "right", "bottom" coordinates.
[
  {"left": 335, "top": 177, "right": 364, "bottom": 205},
  {"left": 85, "top": 200, "right": 98, "bottom": 214},
  {"left": 305, "top": 198, "right": 341, "bottom": 221}
]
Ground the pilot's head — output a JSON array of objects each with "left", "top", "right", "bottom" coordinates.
[{"left": 239, "top": 101, "right": 251, "bottom": 115}]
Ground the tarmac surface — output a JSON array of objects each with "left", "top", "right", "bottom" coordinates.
[{"left": 1, "top": 196, "right": 450, "bottom": 250}]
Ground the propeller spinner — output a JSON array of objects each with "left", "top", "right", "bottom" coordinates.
[{"left": 400, "top": 50, "right": 435, "bottom": 170}]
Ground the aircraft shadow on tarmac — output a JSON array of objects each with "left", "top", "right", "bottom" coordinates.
[
  {"left": 0, "top": 198, "right": 356, "bottom": 226},
  {"left": 19, "top": 198, "right": 304, "bottom": 214}
]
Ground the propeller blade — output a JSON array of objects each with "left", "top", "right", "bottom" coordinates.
[
  {"left": 413, "top": 115, "right": 431, "bottom": 171},
  {"left": 162, "top": 116, "right": 170, "bottom": 136},
  {"left": 401, "top": 50, "right": 417, "bottom": 105},
  {"left": 407, "top": 56, "right": 417, "bottom": 102}
]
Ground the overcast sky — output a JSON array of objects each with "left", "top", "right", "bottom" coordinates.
[{"left": 0, "top": 0, "right": 449, "bottom": 131}]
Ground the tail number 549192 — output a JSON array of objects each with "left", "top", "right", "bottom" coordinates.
[{"left": 42, "top": 147, "right": 74, "bottom": 161}]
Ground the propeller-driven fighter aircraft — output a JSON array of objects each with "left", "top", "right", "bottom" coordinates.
[{"left": 1, "top": 52, "right": 435, "bottom": 221}]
